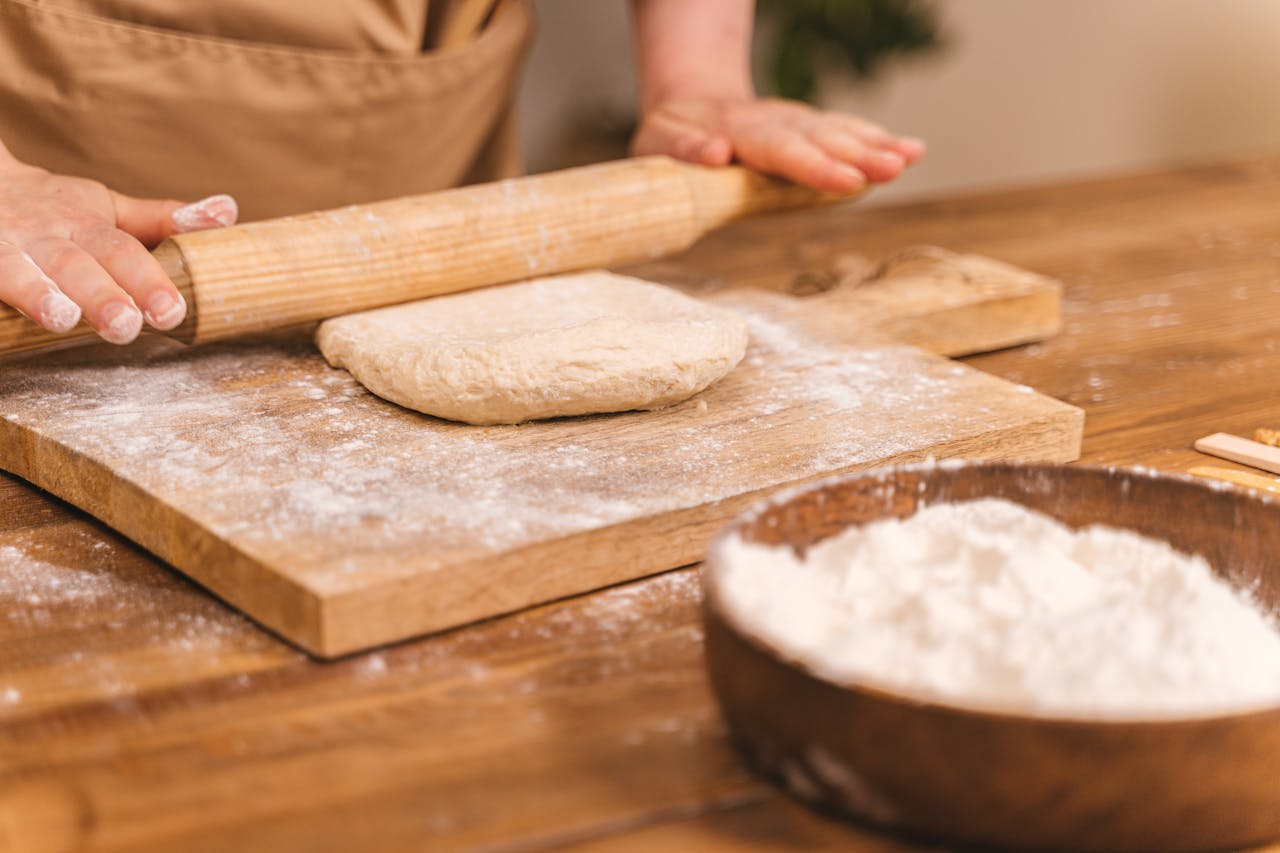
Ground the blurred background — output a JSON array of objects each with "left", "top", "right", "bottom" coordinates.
[{"left": 518, "top": 0, "right": 1280, "bottom": 203}]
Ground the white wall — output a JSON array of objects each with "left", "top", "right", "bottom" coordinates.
[
  {"left": 828, "top": 0, "right": 1280, "bottom": 202},
  {"left": 519, "top": 0, "right": 1280, "bottom": 202}
]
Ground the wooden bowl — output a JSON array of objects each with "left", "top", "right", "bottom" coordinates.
[{"left": 703, "top": 463, "right": 1280, "bottom": 853}]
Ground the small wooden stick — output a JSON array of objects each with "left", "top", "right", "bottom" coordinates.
[
  {"left": 1255, "top": 428, "right": 1280, "bottom": 447},
  {"left": 1193, "top": 432, "right": 1280, "bottom": 476},
  {"left": 1188, "top": 466, "right": 1280, "bottom": 496},
  {"left": 437, "top": 0, "right": 499, "bottom": 50}
]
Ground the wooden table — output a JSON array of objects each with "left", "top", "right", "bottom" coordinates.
[{"left": 3, "top": 157, "right": 1280, "bottom": 852}]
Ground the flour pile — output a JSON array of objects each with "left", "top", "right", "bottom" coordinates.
[{"left": 716, "top": 498, "right": 1280, "bottom": 717}]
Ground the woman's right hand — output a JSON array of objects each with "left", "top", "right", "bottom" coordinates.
[{"left": 0, "top": 148, "right": 237, "bottom": 344}]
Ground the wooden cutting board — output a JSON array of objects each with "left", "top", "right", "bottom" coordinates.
[{"left": 0, "top": 256, "right": 1082, "bottom": 657}]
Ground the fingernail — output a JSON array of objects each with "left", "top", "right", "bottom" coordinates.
[
  {"left": 172, "top": 194, "right": 239, "bottom": 233},
  {"left": 39, "top": 290, "right": 81, "bottom": 333},
  {"left": 100, "top": 301, "right": 143, "bottom": 345},
  {"left": 144, "top": 290, "right": 187, "bottom": 330}
]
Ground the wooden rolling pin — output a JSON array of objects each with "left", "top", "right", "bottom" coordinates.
[{"left": 0, "top": 156, "right": 849, "bottom": 357}]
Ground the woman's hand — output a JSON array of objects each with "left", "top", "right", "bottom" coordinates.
[
  {"left": 0, "top": 148, "right": 236, "bottom": 344},
  {"left": 632, "top": 96, "right": 925, "bottom": 194},
  {"left": 630, "top": 0, "right": 924, "bottom": 194}
]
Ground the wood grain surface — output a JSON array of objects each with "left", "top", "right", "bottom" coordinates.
[
  {"left": 0, "top": 260, "right": 1078, "bottom": 657},
  {"left": 2, "top": 156, "right": 1280, "bottom": 851}
]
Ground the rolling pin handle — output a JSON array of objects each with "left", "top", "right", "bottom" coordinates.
[{"left": 674, "top": 160, "right": 857, "bottom": 233}]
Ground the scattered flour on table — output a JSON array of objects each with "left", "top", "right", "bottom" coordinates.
[
  {"left": 0, "top": 527, "right": 260, "bottom": 651},
  {"left": 0, "top": 542, "right": 119, "bottom": 607},
  {"left": 0, "top": 529, "right": 148, "bottom": 623},
  {"left": 0, "top": 526, "right": 290, "bottom": 712},
  {"left": 716, "top": 498, "right": 1280, "bottom": 718}
]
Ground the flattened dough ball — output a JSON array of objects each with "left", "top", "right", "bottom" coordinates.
[{"left": 315, "top": 271, "right": 749, "bottom": 425}]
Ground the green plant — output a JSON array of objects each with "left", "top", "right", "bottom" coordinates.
[{"left": 758, "top": 0, "right": 943, "bottom": 101}]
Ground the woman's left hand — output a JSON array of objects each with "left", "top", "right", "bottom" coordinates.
[{"left": 631, "top": 96, "right": 925, "bottom": 194}]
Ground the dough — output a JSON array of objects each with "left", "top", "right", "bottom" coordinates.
[{"left": 315, "top": 271, "right": 749, "bottom": 425}]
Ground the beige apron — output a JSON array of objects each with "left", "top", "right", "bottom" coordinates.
[{"left": 0, "top": 0, "right": 533, "bottom": 220}]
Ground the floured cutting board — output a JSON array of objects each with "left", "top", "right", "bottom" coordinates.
[{"left": 0, "top": 255, "right": 1082, "bottom": 656}]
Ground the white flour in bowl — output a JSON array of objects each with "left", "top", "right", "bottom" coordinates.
[{"left": 714, "top": 498, "right": 1280, "bottom": 718}]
